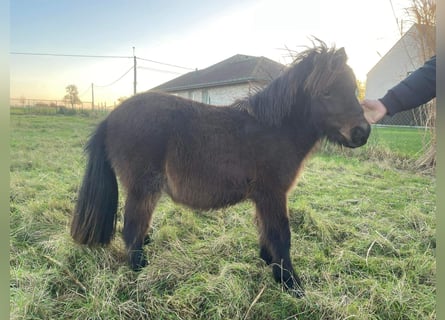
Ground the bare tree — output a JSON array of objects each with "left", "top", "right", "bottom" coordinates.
[
  {"left": 64, "top": 85, "right": 82, "bottom": 109},
  {"left": 404, "top": 0, "right": 436, "bottom": 168}
]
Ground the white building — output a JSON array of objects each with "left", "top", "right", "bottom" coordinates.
[
  {"left": 153, "top": 54, "right": 284, "bottom": 106},
  {"left": 365, "top": 24, "right": 435, "bottom": 126}
]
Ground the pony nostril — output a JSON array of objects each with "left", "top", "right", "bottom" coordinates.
[{"left": 351, "top": 125, "right": 370, "bottom": 146}]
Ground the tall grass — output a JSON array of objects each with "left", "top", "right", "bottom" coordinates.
[
  {"left": 10, "top": 113, "right": 435, "bottom": 319},
  {"left": 319, "top": 125, "right": 433, "bottom": 173}
]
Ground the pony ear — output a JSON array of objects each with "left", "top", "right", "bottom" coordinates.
[{"left": 336, "top": 47, "right": 347, "bottom": 63}]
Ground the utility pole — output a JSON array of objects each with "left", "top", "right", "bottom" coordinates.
[
  {"left": 91, "top": 83, "right": 94, "bottom": 110},
  {"left": 133, "top": 46, "right": 137, "bottom": 95}
]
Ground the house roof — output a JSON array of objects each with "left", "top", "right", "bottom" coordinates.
[{"left": 153, "top": 54, "right": 285, "bottom": 92}]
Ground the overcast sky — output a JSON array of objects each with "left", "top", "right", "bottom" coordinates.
[{"left": 10, "top": 0, "right": 412, "bottom": 105}]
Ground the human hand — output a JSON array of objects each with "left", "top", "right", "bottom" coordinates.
[{"left": 361, "top": 99, "right": 387, "bottom": 124}]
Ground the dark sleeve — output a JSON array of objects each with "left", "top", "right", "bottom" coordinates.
[{"left": 379, "top": 55, "right": 436, "bottom": 116}]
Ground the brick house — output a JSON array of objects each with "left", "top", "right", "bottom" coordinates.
[{"left": 153, "top": 54, "right": 285, "bottom": 106}]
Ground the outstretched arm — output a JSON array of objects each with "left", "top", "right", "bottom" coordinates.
[{"left": 362, "top": 55, "right": 436, "bottom": 124}]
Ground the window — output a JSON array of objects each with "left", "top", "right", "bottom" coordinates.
[{"left": 202, "top": 89, "right": 209, "bottom": 104}]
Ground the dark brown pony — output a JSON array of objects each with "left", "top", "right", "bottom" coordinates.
[{"left": 71, "top": 43, "right": 370, "bottom": 297}]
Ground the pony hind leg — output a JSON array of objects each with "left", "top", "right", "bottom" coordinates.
[
  {"left": 254, "top": 193, "right": 304, "bottom": 297},
  {"left": 123, "top": 188, "right": 161, "bottom": 271}
]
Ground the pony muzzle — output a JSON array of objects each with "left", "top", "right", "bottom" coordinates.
[
  {"left": 336, "top": 123, "right": 370, "bottom": 148},
  {"left": 348, "top": 123, "right": 371, "bottom": 148}
]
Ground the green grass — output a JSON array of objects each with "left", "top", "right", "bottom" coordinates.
[
  {"left": 10, "top": 113, "right": 435, "bottom": 319},
  {"left": 366, "top": 126, "right": 431, "bottom": 158},
  {"left": 319, "top": 125, "right": 432, "bottom": 172}
]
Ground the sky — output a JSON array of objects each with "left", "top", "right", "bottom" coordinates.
[{"left": 10, "top": 0, "right": 413, "bottom": 106}]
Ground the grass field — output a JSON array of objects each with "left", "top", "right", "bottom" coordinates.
[
  {"left": 10, "top": 112, "right": 436, "bottom": 319},
  {"left": 365, "top": 126, "right": 431, "bottom": 158}
]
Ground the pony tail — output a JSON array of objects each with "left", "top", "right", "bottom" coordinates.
[{"left": 71, "top": 120, "right": 118, "bottom": 246}]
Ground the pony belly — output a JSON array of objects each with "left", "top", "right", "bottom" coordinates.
[
  {"left": 164, "top": 168, "right": 249, "bottom": 210},
  {"left": 168, "top": 190, "right": 246, "bottom": 210}
]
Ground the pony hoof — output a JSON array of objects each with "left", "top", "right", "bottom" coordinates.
[
  {"left": 131, "top": 259, "right": 148, "bottom": 272},
  {"left": 129, "top": 250, "right": 148, "bottom": 271},
  {"left": 289, "top": 286, "right": 305, "bottom": 298},
  {"left": 282, "top": 280, "right": 305, "bottom": 298},
  {"left": 272, "top": 264, "right": 304, "bottom": 297},
  {"left": 282, "top": 279, "right": 305, "bottom": 298},
  {"left": 143, "top": 235, "right": 152, "bottom": 246}
]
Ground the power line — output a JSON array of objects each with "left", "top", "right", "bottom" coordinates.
[
  {"left": 388, "top": 0, "right": 402, "bottom": 36},
  {"left": 137, "top": 65, "right": 184, "bottom": 75},
  {"left": 388, "top": 0, "right": 416, "bottom": 69},
  {"left": 78, "top": 65, "right": 134, "bottom": 99},
  {"left": 10, "top": 49, "right": 195, "bottom": 99},
  {"left": 10, "top": 51, "right": 132, "bottom": 59},
  {"left": 78, "top": 85, "right": 92, "bottom": 97},
  {"left": 95, "top": 66, "right": 134, "bottom": 88},
  {"left": 10, "top": 51, "right": 195, "bottom": 70},
  {"left": 136, "top": 56, "right": 195, "bottom": 70}
]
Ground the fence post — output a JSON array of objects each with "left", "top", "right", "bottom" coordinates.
[{"left": 91, "top": 83, "right": 94, "bottom": 110}]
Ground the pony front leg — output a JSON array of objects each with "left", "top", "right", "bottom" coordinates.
[{"left": 254, "top": 193, "right": 304, "bottom": 297}]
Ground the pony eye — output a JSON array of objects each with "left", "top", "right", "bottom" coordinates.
[{"left": 323, "top": 90, "right": 331, "bottom": 97}]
